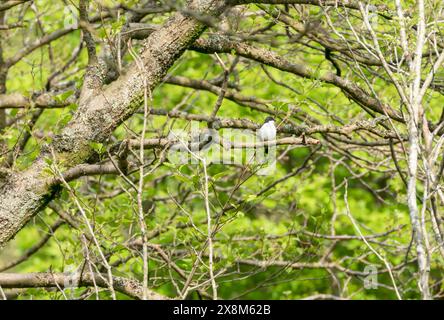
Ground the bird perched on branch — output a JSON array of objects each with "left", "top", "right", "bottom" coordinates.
[{"left": 258, "top": 116, "right": 276, "bottom": 154}]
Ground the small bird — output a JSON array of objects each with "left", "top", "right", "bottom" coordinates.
[{"left": 258, "top": 116, "right": 276, "bottom": 154}]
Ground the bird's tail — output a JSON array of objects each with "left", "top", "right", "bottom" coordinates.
[{"left": 265, "top": 144, "right": 269, "bottom": 155}]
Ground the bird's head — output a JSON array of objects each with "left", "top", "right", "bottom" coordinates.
[{"left": 264, "top": 116, "right": 275, "bottom": 124}]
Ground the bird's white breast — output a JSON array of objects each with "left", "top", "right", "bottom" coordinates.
[{"left": 258, "top": 122, "right": 276, "bottom": 141}]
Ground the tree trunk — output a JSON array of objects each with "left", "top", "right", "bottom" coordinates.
[{"left": 0, "top": 0, "right": 227, "bottom": 247}]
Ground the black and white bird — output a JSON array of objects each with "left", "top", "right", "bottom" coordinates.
[{"left": 258, "top": 116, "right": 276, "bottom": 154}]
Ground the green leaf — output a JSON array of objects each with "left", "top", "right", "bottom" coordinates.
[
  {"left": 213, "top": 170, "right": 229, "bottom": 181},
  {"left": 89, "top": 142, "right": 104, "bottom": 154},
  {"left": 163, "top": 162, "right": 176, "bottom": 169}
]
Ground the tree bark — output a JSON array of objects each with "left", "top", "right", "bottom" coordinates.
[
  {"left": 0, "top": 0, "right": 227, "bottom": 247},
  {"left": 0, "top": 272, "right": 167, "bottom": 300},
  {"left": 0, "top": 11, "right": 8, "bottom": 159}
]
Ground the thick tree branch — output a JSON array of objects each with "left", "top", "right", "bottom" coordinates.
[
  {"left": 0, "top": 272, "right": 167, "bottom": 300},
  {"left": 191, "top": 36, "right": 404, "bottom": 122},
  {"left": 0, "top": 0, "right": 228, "bottom": 247},
  {"left": 0, "top": 0, "right": 30, "bottom": 12},
  {"left": 0, "top": 92, "right": 76, "bottom": 109},
  {"left": 228, "top": 0, "right": 361, "bottom": 10}
]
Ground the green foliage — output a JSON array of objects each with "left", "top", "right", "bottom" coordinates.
[{"left": 1, "top": 0, "right": 438, "bottom": 300}]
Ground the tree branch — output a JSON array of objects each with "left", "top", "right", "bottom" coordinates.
[
  {"left": 0, "top": 0, "right": 228, "bottom": 247},
  {"left": 0, "top": 272, "right": 167, "bottom": 300}
]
